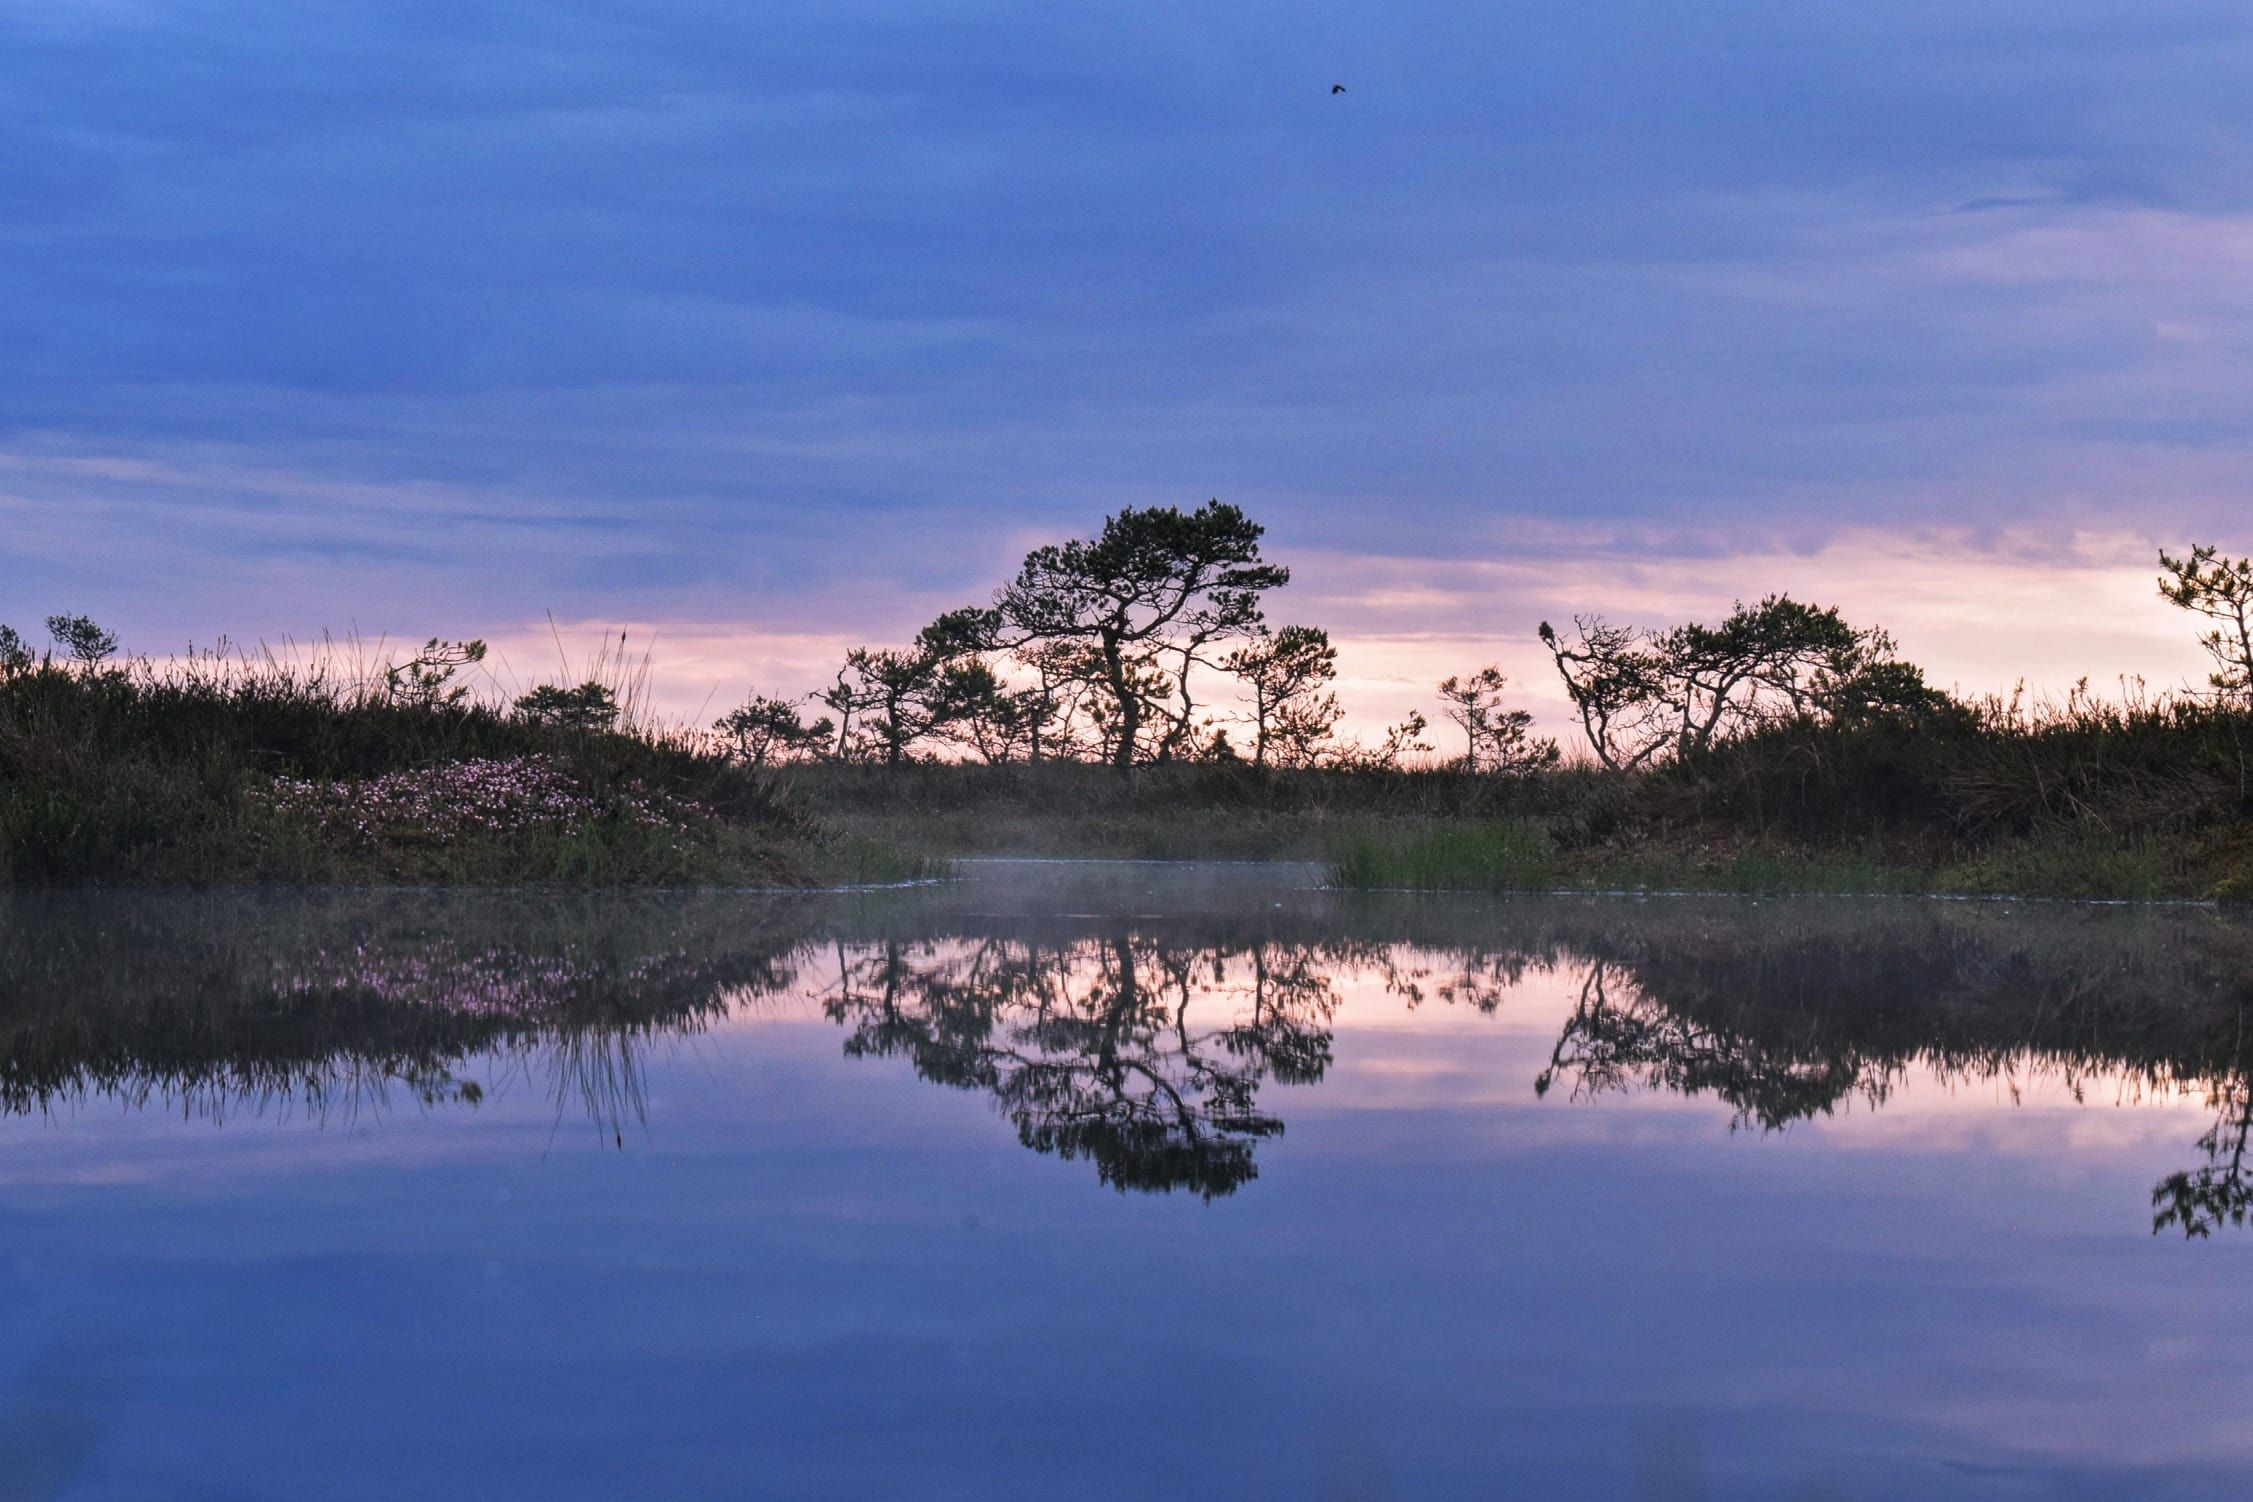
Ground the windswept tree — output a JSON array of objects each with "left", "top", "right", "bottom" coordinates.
[
  {"left": 1224, "top": 625, "right": 1342, "bottom": 767},
  {"left": 906, "top": 606, "right": 1045, "bottom": 763},
  {"left": 993, "top": 501, "right": 1289, "bottom": 768},
  {"left": 1435, "top": 665, "right": 1558, "bottom": 774},
  {"left": 1534, "top": 616, "right": 1671, "bottom": 772},
  {"left": 824, "top": 610, "right": 1000, "bottom": 765},
  {"left": 1012, "top": 637, "right": 1099, "bottom": 762},
  {"left": 830, "top": 647, "right": 946, "bottom": 765},
  {"left": 1540, "top": 596, "right": 1941, "bottom": 771},
  {"left": 45, "top": 614, "right": 119, "bottom": 669},
  {"left": 926, "top": 659, "right": 1062, "bottom": 764},
  {"left": 2159, "top": 544, "right": 2253, "bottom": 702}
]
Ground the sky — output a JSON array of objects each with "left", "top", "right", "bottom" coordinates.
[{"left": 5, "top": 0, "right": 2251, "bottom": 734}]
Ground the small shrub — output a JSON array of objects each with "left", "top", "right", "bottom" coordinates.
[{"left": 515, "top": 681, "right": 621, "bottom": 732}]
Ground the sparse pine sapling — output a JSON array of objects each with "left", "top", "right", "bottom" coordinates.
[
  {"left": 45, "top": 614, "right": 118, "bottom": 669},
  {"left": 2159, "top": 544, "right": 2253, "bottom": 702},
  {"left": 385, "top": 637, "right": 488, "bottom": 708},
  {"left": 1437, "top": 665, "right": 1558, "bottom": 774},
  {"left": 1224, "top": 625, "right": 1342, "bottom": 767}
]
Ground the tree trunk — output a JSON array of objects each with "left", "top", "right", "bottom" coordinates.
[{"left": 1104, "top": 634, "right": 1138, "bottom": 770}]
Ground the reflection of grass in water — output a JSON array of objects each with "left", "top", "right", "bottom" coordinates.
[
  {"left": 548, "top": 1029, "right": 649, "bottom": 1144},
  {"left": 0, "top": 889, "right": 799, "bottom": 1129}
]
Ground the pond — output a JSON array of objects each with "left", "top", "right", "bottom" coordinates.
[{"left": 3, "top": 861, "right": 2252, "bottom": 1500}]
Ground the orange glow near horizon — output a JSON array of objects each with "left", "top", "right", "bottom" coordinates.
[{"left": 481, "top": 525, "right": 2217, "bottom": 753}]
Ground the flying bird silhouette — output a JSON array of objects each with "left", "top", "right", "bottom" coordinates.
[{"left": 1331, "top": 84, "right": 1346, "bottom": 94}]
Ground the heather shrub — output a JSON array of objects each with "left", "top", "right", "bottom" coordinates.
[{"left": 0, "top": 632, "right": 821, "bottom": 885}]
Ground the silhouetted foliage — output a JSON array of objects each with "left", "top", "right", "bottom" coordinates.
[
  {"left": 2159, "top": 543, "right": 2253, "bottom": 702},
  {"left": 716, "top": 692, "right": 832, "bottom": 765},
  {"left": 1224, "top": 625, "right": 1342, "bottom": 767},
  {"left": 385, "top": 637, "right": 487, "bottom": 708},
  {"left": 1436, "top": 665, "right": 1557, "bottom": 773},
  {"left": 45, "top": 614, "right": 118, "bottom": 668},
  {"left": 514, "top": 680, "right": 622, "bottom": 732},
  {"left": 991, "top": 500, "right": 1289, "bottom": 767},
  {"left": 833, "top": 647, "right": 948, "bottom": 766},
  {"left": 1539, "top": 596, "right": 1945, "bottom": 771}
]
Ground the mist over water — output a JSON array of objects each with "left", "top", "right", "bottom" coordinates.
[{"left": 5, "top": 864, "right": 2253, "bottom": 1498}]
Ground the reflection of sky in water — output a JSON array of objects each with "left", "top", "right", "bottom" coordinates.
[{"left": 3, "top": 870, "right": 2252, "bottom": 1499}]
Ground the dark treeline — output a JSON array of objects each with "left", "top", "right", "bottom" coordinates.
[
  {"left": 8, "top": 886, "right": 2253, "bottom": 1225},
  {"left": 8, "top": 502, "right": 2253, "bottom": 889},
  {"left": 701, "top": 501, "right": 2253, "bottom": 896},
  {"left": 712, "top": 501, "right": 2253, "bottom": 785},
  {"left": 715, "top": 500, "right": 1547, "bottom": 772}
]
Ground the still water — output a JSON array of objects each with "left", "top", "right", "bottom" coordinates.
[{"left": 4, "top": 862, "right": 2253, "bottom": 1500}]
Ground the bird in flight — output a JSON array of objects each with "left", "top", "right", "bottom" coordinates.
[{"left": 1331, "top": 84, "right": 1346, "bottom": 94}]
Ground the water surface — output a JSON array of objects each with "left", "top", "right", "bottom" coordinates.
[{"left": 5, "top": 863, "right": 2253, "bottom": 1499}]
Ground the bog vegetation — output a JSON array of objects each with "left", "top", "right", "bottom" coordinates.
[
  {"left": 0, "top": 622, "right": 922, "bottom": 885},
  {"left": 6, "top": 500, "right": 2253, "bottom": 895}
]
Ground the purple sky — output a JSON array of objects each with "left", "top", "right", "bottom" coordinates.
[{"left": 4, "top": 1, "right": 2248, "bottom": 729}]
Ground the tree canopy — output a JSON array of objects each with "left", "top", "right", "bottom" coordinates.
[
  {"left": 994, "top": 500, "right": 1289, "bottom": 766},
  {"left": 1539, "top": 595, "right": 1946, "bottom": 771}
]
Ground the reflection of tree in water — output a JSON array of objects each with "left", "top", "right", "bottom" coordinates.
[
  {"left": 1520, "top": 914, "right": 2253, "bottom": 1238},
  {"left": 821, "top": 935, "right": 1341, "bottom": 1198},
  {"left": 2153, "top": 1077, "right": 2253, "bottom": 1238},
  {"left": 14, "top": 885, "right": 2253, "bottom": 1230},
  {"left": 1536, "top": 961, "right": 1887, "bottom": 1130}
]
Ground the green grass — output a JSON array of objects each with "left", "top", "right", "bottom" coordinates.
[
  {"left": 803, "top": 833, "right": 952, "bottom": 887},
  {"left": 1321, "top": 818, "right": 2230, "bottom": 900},
  {"left": 1329, "top": 820, "right": 1562, "bottom": 890}
]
